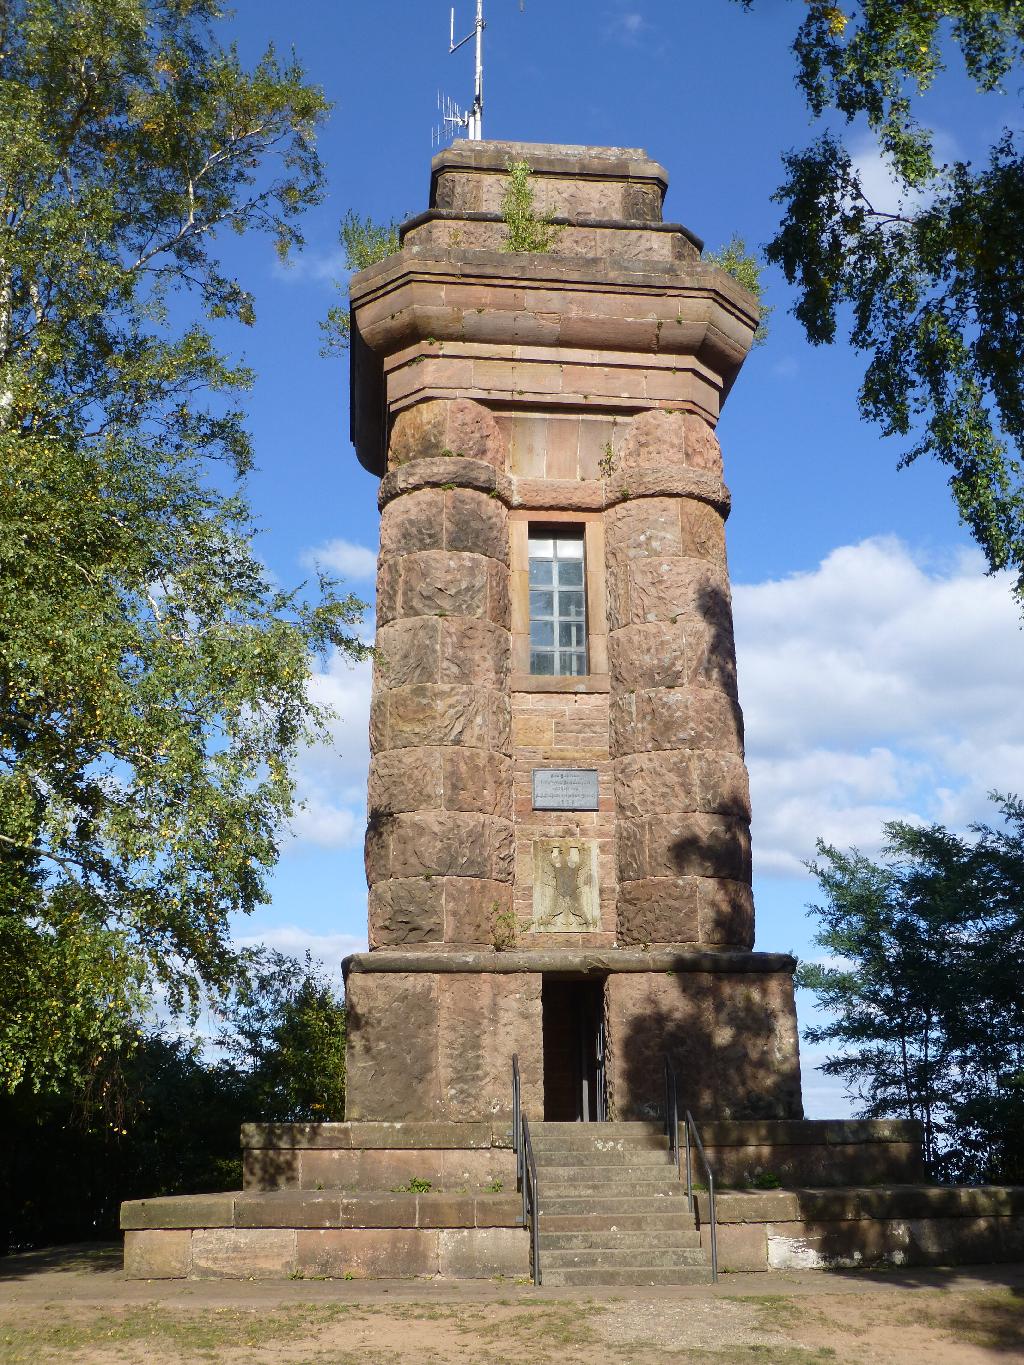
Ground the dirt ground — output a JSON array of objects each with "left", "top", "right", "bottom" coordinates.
[{"left": 0, "top": 1245, "right": 1022, "bottom": 1364}]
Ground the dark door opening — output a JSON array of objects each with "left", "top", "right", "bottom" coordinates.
[{"left": 542, "top": 977, "right": 606, "bottom": 1121}]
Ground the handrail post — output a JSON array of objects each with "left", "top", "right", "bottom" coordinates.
[{"left": 684, "top": 1113, "right": 693, "bottom": 1213}]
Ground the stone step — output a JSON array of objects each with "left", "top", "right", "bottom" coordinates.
[
  {"left": 546, "top": 1250, "right": 704, "bottom": 1272},
  {"left": 540, "top": 1230, "right": 701, "bottom": 1251},
  {"left": 539, "top": 1193, "right": 689, "bottom": 1216},
  {"left": 541, "top": 1213, "right": 695, "bottom": 1233},
  {"left": 533, "top": 1148, "right": 674, "bottom": 1167},
  {"left": 540, "top": 1266, "right": 711, "bottom": 1287},
  {"left": 537, "top": 1165, "right": 681, "bottom": 1185},
  {"left": 540, "top": 1184, "right": 685, "bottom": 1203},
  {"left": 532, "top": 1131, "right": 668, "bottom": 1154}
]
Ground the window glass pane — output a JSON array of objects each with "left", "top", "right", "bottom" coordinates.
[
  {"left": 559, "top": 590, "right": 585, "bottom": 618},
  {"left": 528, "top": 527, "right": 588, "bottom": 677}
]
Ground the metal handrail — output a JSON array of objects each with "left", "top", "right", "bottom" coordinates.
[
  {"left": 663, "top": 1055, "right": 718, "bottom": 1283},
  {"left": 511, "top": 1053, "right": 541, "bottom": 1285},
  {"left": 521, "top": 1112, "right": 541, "bottom": 1285},
  {"left": 683, "top": 1107, "right": 718, "bottom": 1283},
  {"left": 663, "top": 1055, "right": 681, "bottom": 1178}
]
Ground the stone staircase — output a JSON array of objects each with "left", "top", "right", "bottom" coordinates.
[{"left": 531, "top": 1121, "right": 710, "bottom": 1286}]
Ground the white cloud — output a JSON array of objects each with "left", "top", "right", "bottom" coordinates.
[
  {"left": 234, "top": 925, "right": 366, "bottom": 977},
  {"left": 302, "top": 537, "right": 378, "bottom": 582},
  {"left": 605, "top": 8, "right": 650, "bottom": 45},
  {"left": 271, "top": 246, "right": 345, "bottom": 285},
  {"left": 848, "top": 129, "right": 958, "bottom": 215},
  {"left": 287, "top": 649, "right": 372, "bottom": 851},
  {"left": 735, "top": 537, "right": 1024, "bottom": 876}
]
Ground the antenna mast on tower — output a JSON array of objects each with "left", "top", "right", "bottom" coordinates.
[
  {"left": 448, "top": 0, "right": 485, "bottom": 140},
  {"left": 436, "top": 1, "right": 525, "bottom": 147}
]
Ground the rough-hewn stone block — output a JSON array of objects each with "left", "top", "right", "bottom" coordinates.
[
  {"left": 344, "top": 973, "right": 440, "bottom": 1121},
  {"left": 375, "top": 618, "right": 442, "bottom": 687},
  {"left": 438, "top": 1228, "right": 529, "bottom": 1277},
  {"left": 444, "top": 488, "right": 508, "bottom": 562},
  {"left": 616, "top": 877, "right": 699, "bottom": 945},
  {"left": 123, "top": 1229, "right": 191, "bottom": 1279},
  {"left": 438, "top": 619, "right": 510, "bottom": 688},
  {"left": 397, "top": 549, "right": 489, "bottom": 620},
  {"left": 368, "top": 748, "right": 444, "bottom": 815},
  {"left": 191, "top": 1228, "right": 297, "bottom": 1279},
  {"left": 443, "top": 877, "right": 512, "bottom": 945},
  {"left": 387, "top": 684, "right": 490, "bottom": 750},
  {"left": 296, "top": 1228, "right": 437, "bottom": 1278},
  {"left": 607, "top": 622, "right": 687, "bottom": 691},
  {"left": 120, "top": 1194, "right": 235, "bottom": 1230},
  {"left": 379, "top": 488, "right": 445, "bottom": 556},
  {"left": 610, "top": 686, "right": 744, "bottom": 757}
]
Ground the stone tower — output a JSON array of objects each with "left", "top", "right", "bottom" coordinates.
[{"left": 345, "top": 142, "right": 802, "bottom": 1126}]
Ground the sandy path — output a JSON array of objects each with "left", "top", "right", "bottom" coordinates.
[{"left": 0, "top": 1245, "right": 1021, "bottom": 1363}]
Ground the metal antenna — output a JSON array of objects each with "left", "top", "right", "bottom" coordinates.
[
  {"left": 436, "top": 2, "right": 525, "bottom": 146},
  {"left": 448, "top": 0, "right": 485, "bottom": 140}
]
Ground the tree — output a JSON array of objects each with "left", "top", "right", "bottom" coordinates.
[
  {"left": 321, "top": 210, "right": 400, "bottom": 354},
  {"left": 0, "top": 0, "right": 367, "bottom": 1095},
  {"left": 214, "top": 946, "right": 346, "bottom": 1121},
  {"left": 737, "top": 2, "right": 1024, "bottom": 597},
  {"left": 0, "top": 948, "right": 346, "bottom": 1251},
  {"left": 800, "top": 795, "right": 1024, "bottom": 1182}
]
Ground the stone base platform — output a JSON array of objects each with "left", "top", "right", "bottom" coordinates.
[
  {"left": 706, "top": 1185, "right": 1024, "bottom": 1272},
  {"left": 121, "top": 1189, "right": 527, "bottom": 1280}
]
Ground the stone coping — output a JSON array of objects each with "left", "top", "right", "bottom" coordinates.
[
  {"left": 701, "top": 1119, "right": 923, "bottom": 1147},
  {"left": 429, "top": 141, "right": 669, "bottom": 190},
  {"left": 399, "top": 208, "right": 702, "bottom": 251},
  {"left": 351, "top": 246, "right": 755, "bottom": 310},
  {"left": 342, "top": 948, "right": 797, "bottom": 978},
  {"left": 121, "top": 1189, "right": 521, "bottom": 1232},
  {"left": 708, "top": 1185, "right": 1024, "bottom": 1225},
  {"left": 241, "top": 1121, "right": 509, "bottom": 1151}
]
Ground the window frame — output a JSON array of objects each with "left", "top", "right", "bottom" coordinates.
[{"left": 510, "top": 512, "right": 609, "bottom": 692}]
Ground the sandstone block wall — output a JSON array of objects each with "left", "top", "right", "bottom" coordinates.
[
  {"left": 605, "top": 969, "right": 802, "bottom": 1121},
  {"left": 607, "top": 410, "right": 754, "bottom": 949},
  {"left": 344, "top": 969, "right": 542, "bottom": 1122},
  {"left": 368, "top": 398, "right": 514, "bottom": 950}
]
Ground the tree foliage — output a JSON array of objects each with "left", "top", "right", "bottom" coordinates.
[
  {"left": 0, "top": 0, "right": 366, "bottom": 1095},
  {"left": 705, "top": 235, "right": 772, "bottom": 345},
  {"left": 321, "top": 209, "right": 400, "bottom": 354},
  {"left": 500, "top": 159, "right": 562, "bottom": 254},
  {"left": 737, "top": 1, "right": 1024, "bottom": 596},
  {"left": 0, "top": 949, "right": 346, "bottom": 1252},
  {"left": 800, "top": 795, "right": 1024, "bottom": 1182}
]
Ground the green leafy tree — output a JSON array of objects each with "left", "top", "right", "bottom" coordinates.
[
  {"left": 214, "top": 946, "right": 346, "bottom": 1120},
  {"left": 0, "top": 0, "right": 367, "bottom": 1095},
  {"left": 321, "top": 209, "right": 400, "bottom": 354},
  {"left": 736, "top": 2, "right": 1024, "bottom": 596},
  {"left": 800, "top": 795, "right": 1024, "bottom": 1181}
]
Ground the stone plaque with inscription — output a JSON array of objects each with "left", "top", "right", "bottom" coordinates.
[
  {"left": 532, "top": 767, "right": 599, "bottom": 811},
  {"left": 531, "top": 838, "right": 600, "bottom": 932}
]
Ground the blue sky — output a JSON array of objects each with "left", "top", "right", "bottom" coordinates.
[{"left": 199, "top": 2, "right": 1024, "bottom": 1116}]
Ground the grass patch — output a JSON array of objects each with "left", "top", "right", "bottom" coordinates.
[{"left": 0, "top": 1303, "right": 356, "bottom": 1363}]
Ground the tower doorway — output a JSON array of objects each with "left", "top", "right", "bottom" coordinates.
[{"left": 541, "top": 977, "right": 606, "bottom": 1121}]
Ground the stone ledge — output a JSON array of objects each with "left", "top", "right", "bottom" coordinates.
[
  {"left": 342, "top": 948, "right": 797, "bottom": 977},
  {"left": 241, "top": 1120, "right": 500, "bottom": 1151},
  {"left": 708, "top": 1185, "right": 1024, "bottom": 1225},
  {"left": 121, "top": 1189, "right": 522, "bottom": 1232},
  {"left": 124, "top": 1225, "right": 529, "bottom": 1280},
  {"left": 700, "top": 1119, "right": 923, "bottom": 1148}
]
